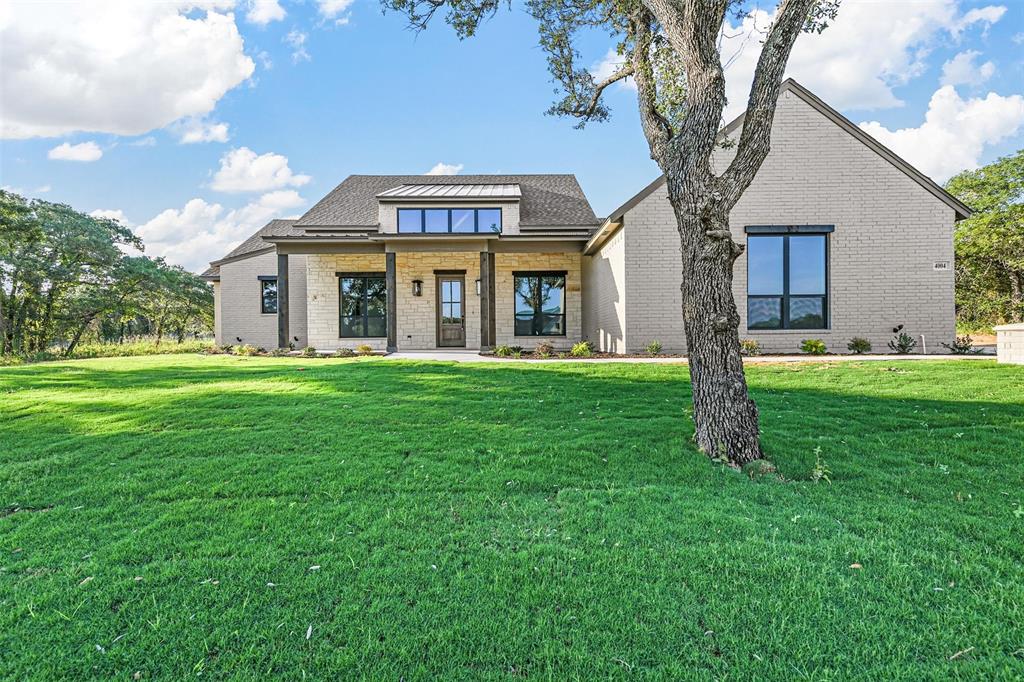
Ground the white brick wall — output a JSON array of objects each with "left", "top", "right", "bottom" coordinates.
[
  {"left": 603, "top": 91, "right": 956, "bottom": 354},
  {"left": 218, "top": 252, "right": 307, "bottom": 349},
  {"left": 582, "top": 228, "right": 626, "bottom": 352},
  {"left": 995, "top": 324, "right": 1024, "bottom": 364}
]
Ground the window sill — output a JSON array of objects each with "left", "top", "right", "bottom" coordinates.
[
  {"left": 339, "top": 336, "right": 387, "bottom": 340},
  {"left": 746, "top": 329, "right": 832, "bottom": 333}
]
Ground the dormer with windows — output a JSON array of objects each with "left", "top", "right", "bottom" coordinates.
[{"left": 376, "top": 183, "right": 522, "bottom": 236}]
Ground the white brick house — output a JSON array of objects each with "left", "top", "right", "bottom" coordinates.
[{"left": 202, "top": 80, "right": 969, "bottom": 354}]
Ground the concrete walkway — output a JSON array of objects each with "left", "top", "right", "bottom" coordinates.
[{"left": 382, "top": 350, "right": 994, "bottom": 363}]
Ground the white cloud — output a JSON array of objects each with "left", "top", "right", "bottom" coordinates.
[
  {"left": 210, "top": 147, "right": 312, "bottom": 192},
  {"left": 130, "top": 136, "right": 157, "bottom": 147},
  {"left": 317, "top": 0, "right": 355, "bottom": 24},
  {"left": 590, "top": 49, "right": 636, "bottom": 91},
  {"left": 245, "top": 0, "right": 286, "bottom": 25},
  {"left": 285, "top": 30, "right": 311, "bottom": 63},
  {"left": 1013, "top": 32, "right": 1024, "bottom": 45},
  {"left": 89, "top": 208, "right": 132, "bottom": 225},
  {"left": 941, "top": 50, "right": 995, "bottom": 86},
  {"left": 134, "top": 191, "right": 306, "bottom": 271},
  {"left": 859, "top": 85, "right": 1024, "bottom": 181},
  {"left": 719, "top": 1, "right": 1009, "bottom": 120},
  {"left": 0, "top": 1, "right": 254, "bottom": 139},
  {"left": 177, "top": 118, "right": 231, "bottom": 144},
  {"left": 48, "top": 141, "right": 103, "bottom": 162},
  {"left": 35, "top": 185, "right": 51, "bottom": 194},
  {"left": 425, "top": 162, "right": 464, "bottom": 176},
  {"left": 257, "top": 50, "right": 274, "bottom": 70}
]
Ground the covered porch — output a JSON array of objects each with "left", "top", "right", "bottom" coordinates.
[{"left": 270, "top": 236, "right": 582, "bottom": 353}]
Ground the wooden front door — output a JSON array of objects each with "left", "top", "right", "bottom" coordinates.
[{"left": 436, "top": 276, "right": 466, "bottom": 347}]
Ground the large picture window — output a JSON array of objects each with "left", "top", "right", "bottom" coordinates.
[
  {"left": 339, "top": 273, "right": 387, "bottom": 338},
  {"left": 514, "top": 272, "right": 566, "bottom": 336},
  {"left": 259, "top": 277, "right": 278, "bottom": 314},
  {"left": 747, "top": 232, "right": 828, "bottom": 330},
  {"left": 397, "top": 208, "right": 502, "bottom": 234}
]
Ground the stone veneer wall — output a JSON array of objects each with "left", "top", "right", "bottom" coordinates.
[
  {"left": 494, "top": 252, "right": 582, "bottom": 350},
  {"left": 305, "top": 253, "right": 388, "bottom": 352},
  {"left": 395, "top": 251, "right": 482, "bottom": 350}
]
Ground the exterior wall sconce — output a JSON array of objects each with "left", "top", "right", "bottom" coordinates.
[
  {"left": 412, "top": 279, "right": 423, "bottom": 297},
  {"left": 475, "top": 278, "right": 481, "bottom": 296}
]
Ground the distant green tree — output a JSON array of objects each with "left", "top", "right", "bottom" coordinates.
[{"left": 946, "top": 149, "right": 1024, "bottom": 327}]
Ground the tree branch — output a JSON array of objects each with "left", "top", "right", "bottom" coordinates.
[
  {"left": 575, "top": 63, "right": 634, "bottom": 120},
  {"left": 630, "top": 10, "right": 673, "bottom": 167},
  {"left": 720, "top": 0, "right": 818, "bottom": 205}
]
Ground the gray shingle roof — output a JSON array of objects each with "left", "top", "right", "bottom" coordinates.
[
  {"left": 201, "top": 219, "right": 301, "bottom": 279},
  {"left": 295, "top": 174, "right": 598, "bottom": 227}
]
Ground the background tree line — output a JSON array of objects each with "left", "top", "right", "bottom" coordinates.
[
  {"left": 1, "top": 190, "right": 212, "bottom": 358},
  {"left": 947, "top": 149, "right": 1024, "bottom": 330}
]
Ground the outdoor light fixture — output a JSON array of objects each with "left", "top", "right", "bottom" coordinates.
[
  {"left": 475, "top": 278, "right": 481, "bottom": 296},
  {"left": 412, "top": 279, "right": 423, "bottom": 297}
]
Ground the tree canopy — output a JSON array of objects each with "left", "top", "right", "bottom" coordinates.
[
  {"left": 0, "top": 190, "right": 213, "bottom": 357},
  {"left": 946, "top": 149, "right": 1024, "bottom": 327}
]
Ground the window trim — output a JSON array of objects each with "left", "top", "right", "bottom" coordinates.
[
  {"left": 396, "top": 207, "right": 503, "bottom": 234},
  {"left": 512, "top": 270, "right": 568, "bottom": 337},
  {"left": 746, "top": 231, "right": 830, "bottom": 331},
  {"left": 336, "top": 272, "right": 387, "bottom": 338},
  {"left": 258, "top": 276, "right": 278, "bottom": 315}
]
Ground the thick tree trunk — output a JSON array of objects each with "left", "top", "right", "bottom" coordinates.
[{"left": 672, "top": 187, "right": 764, "bottom": 464}]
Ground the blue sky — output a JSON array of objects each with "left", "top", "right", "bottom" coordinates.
[{"left": 1, "top": 0, "right": 1022, "bottom": 271}]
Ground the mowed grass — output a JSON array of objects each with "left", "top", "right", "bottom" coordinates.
[{"left": 1, "top": 355, "right": 1022, "bottom": 680}]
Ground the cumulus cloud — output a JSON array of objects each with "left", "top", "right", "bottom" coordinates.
[
  {"left": 177, "top": 118, "right": 231, "bottom": 144},
  {"left": 211, "top": 147, "right": 312, "bottom": 193},
  {"left": 130, "top": 136, "right": 157, "bottom": 147},
  {"left": 0, "top": 1, "right": 254, "bottom": 139},
  {"left": 590, "top": 49, "right": 636, "bottom": 91},
  {"left": 941, "top": 50, "right": 996, "bottom": 86},
  {"left": 89, "top": 208, "right": 132, "bottom": 225},
  {"left": 245, "top": 0, "right": 286, "bottom": 25},
  {"left": 859, "top": 86, "right": 1024, "bottom": 181},
  {"left": 48, "top": 141, "right": 103, "bottom": 162},
  {"left": 718, "top": 0, "right": 1009, "bottom": 120},
  {"left": 317, "top": 0, "right": 355, "bottom": 24},
  {"left": 134, "top": 190, "right": 306, "bottom": 272},
  {"left": 425, "top": 162, "right": 464, "bottom": 176},
  {"left": 285, "top": 30, "right": 311, "bottom": 63}
]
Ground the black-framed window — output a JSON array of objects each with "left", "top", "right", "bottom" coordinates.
[
  {"left": 514, "top": 272, "right": 566, "bottom": 336},
  {"left": 396, "top": 208, "right": 503, "bottom": 234},
  {"left": 339, "top": 273, "right": 387, "bottom": 337},
  {"left": 747, "top": 232, "right": 828, "bottom": 329},
  {"left": 259, "top": 277, "right": 278, "bottom": 314}
]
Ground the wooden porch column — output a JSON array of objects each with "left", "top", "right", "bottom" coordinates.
[
  {"left": 386, "top": 252, "right": 397, "bottom": 353},
  {"left": 277, "top": 253, "right": 289, "bottom": 349},
  {"left": 479, "top": 251, "right": 496, "bottom": 351}
]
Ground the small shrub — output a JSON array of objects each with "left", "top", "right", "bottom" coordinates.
[
  {"left": 742, "top": 459, "right": 778, "bottom": 480},
  {"left": 356, "top": 344, "right": 374, "bottom": 355},
  {"left": 888, "top": 325, "right": 917, "bottom": 354},
  {"left": 534, "top": 341, "right": 554, "bottom": 358},
  {"left": 570, "top": 341, "right": 594, "bottom": 358},
  {"left": 847, "top": 337, "right": 872, "bottom": 354},
  {"left": 494, "top": 345, "right": 514, "bottom": 357},
  {"left": 645, "top": 340, "right": 663, "bottom": 355},
  {"left": 234, "top": 344, "right": 260, "bottom": 356},
  {"left": 300, "top": 346, "right": 318, "bottom": 358},
  {"left": 801, "top": 339, "right": 827, "bottom": 355},
  {"left": 942, "top": 335, "right": 979, "bottom": 355},
  {"left": 219, "top": 344, "right": 235, "bottom": 354},
  {"left": 739, "top": 339, "right": 761, "bottom": 356},
  {"left": 333, "top": 347, "right": 356, "bottom": 358},
  {"left": 268, "top": 348, "right": 290, "bottom": 357},
  {"left": 809, "top": 446, "right": 832, "bottom": 483},
  {"left": 512, "top": 350, "right": 522, "bottom": 359}
]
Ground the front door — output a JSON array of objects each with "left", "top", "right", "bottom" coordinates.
[{"left": 436, "top": 276, "right": 466, "bottom": 347}]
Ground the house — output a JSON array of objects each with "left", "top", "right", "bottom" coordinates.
[{"left": 201, "top": 80, "right": 970, "bottom": 355}]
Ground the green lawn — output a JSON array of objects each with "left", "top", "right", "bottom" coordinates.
[{"left": 1, "top": 355, "right": 1022, "bottom": 679}]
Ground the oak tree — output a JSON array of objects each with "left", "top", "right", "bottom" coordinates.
[{"left": 383, "top": 0, "right": 839, "bottom": 466}]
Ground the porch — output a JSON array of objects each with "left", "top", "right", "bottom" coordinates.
[{"left": 272, "top": 240, "right": 582, "bottom": 352}]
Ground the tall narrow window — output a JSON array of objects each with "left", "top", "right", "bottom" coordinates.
[
  {"left": 747, "top": 232, "right": 828, "bottom": 329},
  {"left": 339, "top": 274, "right": 387, "bottom": 337},
  {"left": 260, "top": 278, "right": 278, "bottom": 314},
  {"left": 514, "top": 272, "right": 566, "bottom": 336}
]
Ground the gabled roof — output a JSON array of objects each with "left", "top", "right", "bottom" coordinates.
[
  {"left": 600, "top": 78, "right": 971, "bottom": 229},
  {"left": 295, "top": 174, "right": 599, "bottom": 227},
  {"left": 377, "top": 183, "right": 522, "bottom": 200},
  {"left": 200, "top": 219, "right": 300, "bottom": 280}
]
